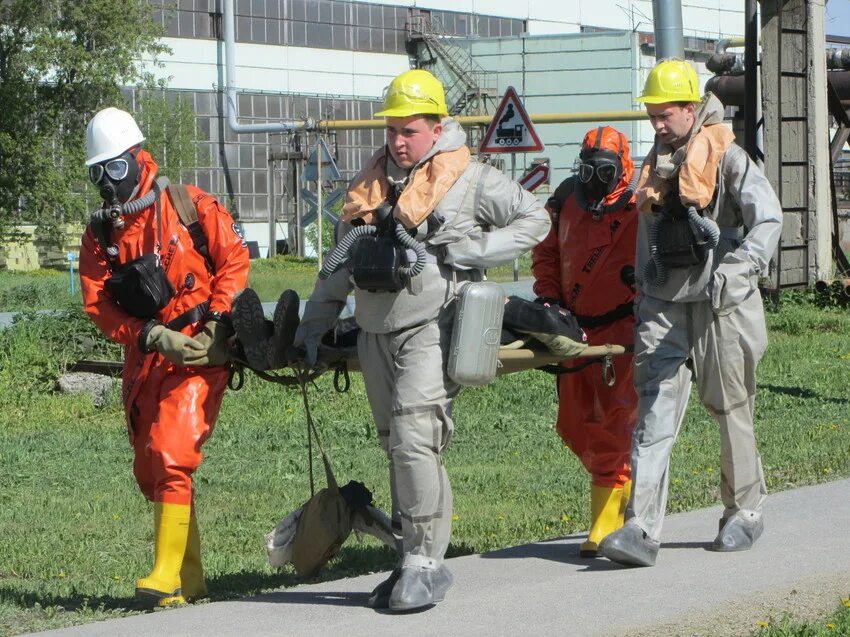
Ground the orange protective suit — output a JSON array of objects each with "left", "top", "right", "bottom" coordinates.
[
  {"left": 531, "top": 127, "right": 638, "bottom": 489},
  {"left": 80, "top": 151, "right": 249, "bottom": 505}
]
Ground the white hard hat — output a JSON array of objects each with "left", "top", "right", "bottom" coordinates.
[{"left": 85, "top": 107, "right": 145, "bottom": 166}]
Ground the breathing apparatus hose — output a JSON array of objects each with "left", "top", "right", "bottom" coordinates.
[
  {"left": 318, "top": 224, "right": 377, "bottom": 279},
  {"left": 90, "top": 176, "right": 171, "bottom": 226},
  {"left": 643, "top": 205, "right": 721, "bottom": 287},
  {"left": 318, "top": 217, "right": 429, "bottom": 281},
  {"left": 393, "top": 223, "right": 427, "bottom": 279}
]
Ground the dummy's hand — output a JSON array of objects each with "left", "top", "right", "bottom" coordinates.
[
  {"left": 146, "top": 325, "right": 208, "bottom": 366},
  {"left": 527, "top": 331, "right": 588, "bottom": 359},
  {"left": 193, "top": 320, "right": 231, "bottom": 366}
]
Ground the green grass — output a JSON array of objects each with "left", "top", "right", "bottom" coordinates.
[
  {"left": 0, "top": 289, "right": 848, "bottom": 635},
  {"left": 749, "top": 598, "right": 850, "bottom": 636},
  {"left": 0, "top": 256, "right": 535, "bottom": 312},
  {"left": 0, "top": 270, "right": 78, "bottom": 311}
]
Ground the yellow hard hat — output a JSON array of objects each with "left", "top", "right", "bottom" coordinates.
[
  {"left": 375, "top": 69, "right": 449, "bottom": 118},
  {"left": 637, "top": 59, "right": 701, "bottom": 104}
]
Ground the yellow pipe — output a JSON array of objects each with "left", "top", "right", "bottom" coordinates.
[{"left": 317, "top": 110, "right": 648, "bottom": 131}]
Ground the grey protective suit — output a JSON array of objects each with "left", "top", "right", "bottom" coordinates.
[
  {"left": 294, "top": 119, "right": 550, "bottom": 568},
  {"left": 627, "top": 95, "right": 783, "bottom": 542}
]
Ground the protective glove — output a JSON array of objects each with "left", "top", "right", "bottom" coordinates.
[
  {"left": 193, "top": 320, "right": 231, "bottom": 367},
  {"left": 711, "top": 257, "right": 756, "bottom": 316},
  {"left": 146, "top": 324, "right": 207, "bottom": 366},
  {"left": 527, "top": 331, "right": 588, "bottom": 359}
]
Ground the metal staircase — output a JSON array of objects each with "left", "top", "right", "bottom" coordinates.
[{"left": 406, "top": 12, "right": 498, "bottom": 117}]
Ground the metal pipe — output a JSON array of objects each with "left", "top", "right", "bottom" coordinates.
[
  {"left": 716, "top": 36, "right": 746, "bottom": 54},
  {"left": 317, "top": 110, "right": 648, "bottom": 131},
  {"left": 827, "top": 48, "right": 850, "bottom": 70},
  {"left": 651, "top": 0, "right": 684, "bottom": 60},
  {"left": 706, "top": 70, "right": 850, "bottom": 107},
  {"left": 744, "top": 0, "right": 759, "bottom": 161},
  {"left": 815, "top": 279, "right": 832, "bottom": 295},
  {"left": 222, "top": 0, "right": 312, "bottom": 134}
]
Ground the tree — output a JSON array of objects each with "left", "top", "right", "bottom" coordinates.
[
  {"left": 0, "top": 0, "right": 167, "bottom": 236},
  {"left": 135, "top": 79, "right": 208, "bottom": 186}
]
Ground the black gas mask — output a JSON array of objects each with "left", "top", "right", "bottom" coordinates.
[
  {"left": 89, "top": 149, "right": 141, "bottom": 204},
  {"left": 575, "top": 148, "right": 623, "bottom": 203}
]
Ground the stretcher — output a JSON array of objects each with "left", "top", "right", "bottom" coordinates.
[{"left": 327, "top": 343, "right": 630, "bottom": 375}]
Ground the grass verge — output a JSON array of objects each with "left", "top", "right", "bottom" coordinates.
[{"left": 0, "top": 289, "right": 848, "bottom": 635}]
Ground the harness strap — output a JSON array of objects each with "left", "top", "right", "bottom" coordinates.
[
  {"left": 574, "top": 301, "right": 634, "bottom": 330},
  {"left": 165, "top": 301, "right": 210, "bottom": 331},
  {"left": 167, "top": 184, "right": 216, "bottom": 274}
]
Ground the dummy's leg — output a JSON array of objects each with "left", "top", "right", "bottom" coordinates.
[{"left": 232, "top": 288, "right": 274, "bottom": 370}]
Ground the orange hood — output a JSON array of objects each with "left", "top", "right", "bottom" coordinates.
[{"left": 580, "top": 126, "right": 635, "bottom": 206}]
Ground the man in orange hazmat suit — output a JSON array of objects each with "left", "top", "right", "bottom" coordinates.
[
  {"left": 532, "top": 126, "right": 639, "bottom": 556},
  {"left": 79, "top": 107, "right": 249, "bottom": 605}
]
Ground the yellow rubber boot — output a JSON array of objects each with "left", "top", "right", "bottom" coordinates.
[
  {"left": 136, "top": 503, "right": 191, "bottom": 605},
  {"left": 619, "top": 480, "right": 633, "bottom": 526},
  {"left": 580, "top": 485, "right": 625, "bottom": 557},
  {"left": 179, "top": 515, "right": 207, "bottom": 601}
]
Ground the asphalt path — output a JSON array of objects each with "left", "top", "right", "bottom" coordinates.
[{"left": 33, "top": 479, "right": 850, "bottom": 637}]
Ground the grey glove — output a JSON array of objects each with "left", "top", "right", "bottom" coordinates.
[
  {"left": 193, "top": 320, "right": 231, "bottom": 366},
  {"left": 146, "top": 324, "right": 207, "bottom": 366},
  {"left": 711, "top": 257, "right": 756, "bottom": 316}
]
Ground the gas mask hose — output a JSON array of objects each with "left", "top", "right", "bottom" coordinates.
[
  {"left": 393, "top": 222, "right": 427, "bottom": 279},
  {"left": 318, "top": 225, "right": 378, "bottom": 279}
]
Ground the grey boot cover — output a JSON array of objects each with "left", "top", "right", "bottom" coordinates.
[
  {"left": 388, "top": 565, "right": 454, "bottom": 611},
  {"left": 366, "top": 567, "right": 401, "bottom": 609},
  {"left": 712, "top": 510, "right": 763, "bottom": 552},
  {"left": 598, "top": 523, "right": 660, "bottom": 567}
]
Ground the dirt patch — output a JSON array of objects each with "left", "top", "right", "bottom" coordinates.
[{"left": 619, "top": 571, "right": 850, "bottom": 637}]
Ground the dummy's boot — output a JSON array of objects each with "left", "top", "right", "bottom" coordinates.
[
  {"left": 388, "top": 564, "right": 454, "bottom": 612},
  {"left": 598, "top": 522, "right": 659, "bottom": 567},
  {"left": 136, "top": 503, "right": 192, "bottom": 605},
  {"left": 366, "top": 567, "right": 402, "bottom": 609},
  {"left": 232, "top": 288, "right": 273, "bottom": 370},
  {"left": 711, "top": 510, "right": 763, "bottom": 552},
  {"left": 271, "top": 289, "right": 300, "bottom": 369},
  {"left": 580, "top": 485, "right": 625, "bottom": 557}
]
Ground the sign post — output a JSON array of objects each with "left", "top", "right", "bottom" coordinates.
[
  {"left": 67, "top": 252, "right": 76, "bottom": 295},
  {"left": 479, "top": 87, "right": 545, "bottom": 280},
  {"left": 303, "top": 138, "right": 341, "bottom": 268}
]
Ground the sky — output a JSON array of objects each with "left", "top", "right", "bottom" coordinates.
[{"left": 826, "top": 0, "right": 850, "bottom": 38}]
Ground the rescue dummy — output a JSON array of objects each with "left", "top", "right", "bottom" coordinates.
[
  {"left": 288, "top": 70, "right": 550, "bottom": 611},
  {"left": 531, "top": 126, "right": 639, "bottom": 557},
  {"left": 78, "top": 107, "right": 249, "bottom": 605},
  {"left": 598, "top": 59, "right": 782, "bottom": 567}
]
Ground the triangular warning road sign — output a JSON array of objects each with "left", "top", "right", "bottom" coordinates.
[
  {"left": 302, "top": 138, "right": 342, "bottom": 182},
  {"left": 479, "top": 87, "right": 544, "bottom": 154}
]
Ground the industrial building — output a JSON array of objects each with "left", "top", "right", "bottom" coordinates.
[
  {"left": 135, "top": 2, "right": 743, "bottom": 248},
  {"left": 127, "top": 0, "right": 849, "bottom": 290}
]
